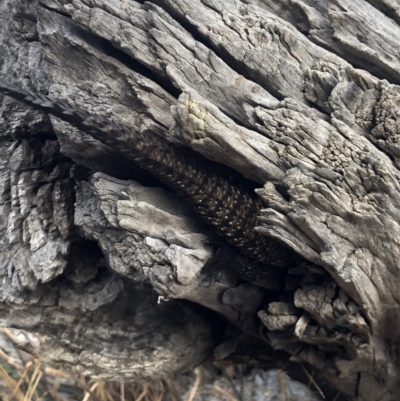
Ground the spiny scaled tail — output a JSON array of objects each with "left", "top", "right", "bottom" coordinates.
[{"left": 0, "top": 80, "right": 294, "bottom": 267}]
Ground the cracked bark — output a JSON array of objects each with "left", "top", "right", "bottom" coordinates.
[{"left": 1, "top": 0, "right": 400, "bottom": 400}]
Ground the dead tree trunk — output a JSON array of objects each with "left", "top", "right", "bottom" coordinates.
[{"left": 1, "top": 0, "right": 400, "bottom": 399}]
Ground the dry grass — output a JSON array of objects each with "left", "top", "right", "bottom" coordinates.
[
  {"left": 0, "top": 357, "right": 188, "bottom": 401},
  {"left": 0, "top": 327, "right": 197, "bottom": 401},
  {"left": 0, "top": 328, "right": 336, "bottom": 401},
  {"left": 0, "top": 359, "right": 329, "bottom": 401}
]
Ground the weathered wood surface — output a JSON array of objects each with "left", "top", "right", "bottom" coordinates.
[
  {"left": 241, "top": 0, "right": 400, "bottom": 83},
  {"left": 1, "top": 0, "right": 400, "bottom": 400}
]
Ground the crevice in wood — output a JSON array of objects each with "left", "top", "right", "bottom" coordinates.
[
  {"left": 38, "top": 1, "right": 72, "bottom": 19},
  {"left": 364, "top": 0, "right": 400, "bottom": 25},
  {"left": 150, "top": 0, "right": 286, "bottom": 102},
  {"left": 38, "top": 3, "right": 182, "bottom": 100}
]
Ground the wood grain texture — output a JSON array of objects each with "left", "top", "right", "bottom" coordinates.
[{"left": 1, "top": 0, "right": 400, "bottom": 399}]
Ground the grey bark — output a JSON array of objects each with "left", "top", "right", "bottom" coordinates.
[{"left": 1, "top": 0, "right": 400, "bottom": 400}]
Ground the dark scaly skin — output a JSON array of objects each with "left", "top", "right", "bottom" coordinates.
[{"left": 0, "top": 81, "right": 294, "bottom": 268}]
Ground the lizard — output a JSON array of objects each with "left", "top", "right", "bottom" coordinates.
[{"left": 0, "top": 81, "right": 295, "bottom": 282}]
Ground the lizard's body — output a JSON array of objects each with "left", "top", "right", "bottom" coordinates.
[{"left": 0, "top": 82, "right": 294, "bottom": 271}]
